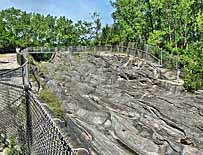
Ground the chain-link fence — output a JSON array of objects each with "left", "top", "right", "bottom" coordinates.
[
  {"left": 29, "top": 93, "right": 73, "bottom": 155},
  {"left": 0, "top": 80, "right": 28, "bottom": 154},
  {"left": 0, "top": 53, "right": 75, "bottom": 154}
]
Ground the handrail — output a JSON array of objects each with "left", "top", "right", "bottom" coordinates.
[
  {"left": 0, "top": 81, "right": 24, "bottom": 89},
  {"left": 0, "top": 52, "right": 28, "bottom": 76},
  {"left": 0, "top": 65, "right": 22, "bottom": 76},
  {"left": 24, "top": 45, "right": 161, "bottom": 66}
]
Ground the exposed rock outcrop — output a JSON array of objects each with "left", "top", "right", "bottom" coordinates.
[{"left": 39, "top": 52, "right": 203, "bottom": 155}]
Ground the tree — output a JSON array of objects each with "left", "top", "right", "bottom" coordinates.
[
  {"left": 91, "top": 12, "right": 102, "bottom": 45},
  {"left": 111, "top": 0, "right": 203, "bottom": 91},
  {"left": 75, "top": 20, "right": 93, "bottom": 45},
  {"left": 55, "top": 16, "right": 76, "bottom": 46},
  {"left": 0, "top": 7, "right": 80, "bottom": 50}
]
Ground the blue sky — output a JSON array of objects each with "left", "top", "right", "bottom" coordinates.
[{"left": 0, "top": 0, "right": 114, "bottom": 25}]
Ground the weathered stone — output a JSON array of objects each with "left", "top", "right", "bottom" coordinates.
[
  {"left": 38, "top": 53, "right": 203, "bottom": 155},
  {"left": 182, "top": 146, "right": 203, "bottom": 155}
]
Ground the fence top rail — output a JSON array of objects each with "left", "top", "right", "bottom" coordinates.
[
  {"left": 0, "top": 81, "right": 24, "bottom": 89},
  {"left": 0, "top": 52, "right": 28, "bottom": 77},
  {"left": 147, "top": 52, "right": 160, "bottom": 62},
  {"left": 0, "top": 66, "right": 22, "bottom": 76},
  {"left": 24, "top": 45, "right": 161, "bottom": 65}
]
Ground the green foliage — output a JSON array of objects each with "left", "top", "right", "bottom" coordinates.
[
  {"left": 1, "top": 4, "right": 203, "bottom": 91},
  {"left": 38, "top": 63, "right": 49, "bottom": 74},
  {"left": 148, "top": 30, "right": 166, "bottom": 46},
  {"left": 197, "top": 13, "right": 203, "bottom": 32},
  {"left": 39, "top": 88, "right": 64, "bottom": 119},
  {"left": 99, "top": 24, "right": 123, "bottom": 45},
  {"left": 7, "top": 137, "right": 19, "bottom": 155},
  {"left": 31, "top": 53, "right": 52, "bottom": 62},
  {"left": 75, "top": 20, "right": 93, "bottom": 45},
  {"left": 111, "top": 0, "right": 203, "bottom": 91},
  {"left": 180, "top": 45, "right": 203, "bottom": 92},
  {"left": 0, "top": 7, "right": 102, "bottom": 50}
]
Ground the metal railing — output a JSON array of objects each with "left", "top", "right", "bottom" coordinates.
[
  {"left": 0, "top": 52, "right": 75, "bottom": 154},
  {"left": 26, "top": 45, "right": 183, "bottom": 79},
  {"left": 25, "top": 45, "right": 161, "bottom": 67}
]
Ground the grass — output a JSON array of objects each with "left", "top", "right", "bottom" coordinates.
[
  {"left": 28, "top": 55, "right": 49, "bottom": 74},
  {"left": 6, "top": 137, "right": 17, "bottom": 155},
  {"left": 29, "top": 54, "right": 65, "bottom": 119},
  {"left": 38, "top": 63, "right": 49, "bottom": 74},
  {"left": 39, "top": 88, "right": 64, "bottom": 119}
]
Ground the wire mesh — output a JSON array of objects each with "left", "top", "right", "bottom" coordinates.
[
  {"left": 162, "top": 50, "right": 177, "bottom": 69},
  {"left": 0, "top": 52, "right": 75, "bottom": 154},
  {"left": 0, "top": 67, "right": 23, "bottom": 82},
  {"left": 0, "top": 82, "right": 28, "bottom": 152},
  {"left": 29, "top": 94, "right": 73, "bottom": 155}
]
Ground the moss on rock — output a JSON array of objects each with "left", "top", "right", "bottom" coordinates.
[{"left": 39, "top": 87, "right": 64, "bottom": 119}]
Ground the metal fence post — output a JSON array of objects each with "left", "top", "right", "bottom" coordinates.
[
  {"left": 160, "top": 48, "right": 163, "bottom": 66},
  {"left": 127, "top": 47, "right": 129, "bottom": 56},
  {"left": 145, "top": 44, "right": 148, "bottom": 60},
  {"left": 25, "top": 85, "right": 32, "bottom": 154},
  {"left": 24, "top": 60, "right": 32, "bottom": 154},
  {"left": 94, "top": 47, "right": 96, "bottom": 53}
]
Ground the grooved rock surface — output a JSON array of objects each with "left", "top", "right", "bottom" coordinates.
[{"left": 41, "top": 53, "right": 203, "bottom": 155}]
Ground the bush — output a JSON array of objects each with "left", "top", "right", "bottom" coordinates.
[
  {"left": 31, "top": 53, "right": 52, "bottom": 61},
  {"left": 7, "top": 137, "right": 19, "bottom": 155},
  {"left": 180, "top": 47, "right": 203, "bottom": 92}
]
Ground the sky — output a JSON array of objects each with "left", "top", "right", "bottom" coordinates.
[{"left": 0, "top": 0, "right": 114, "bottom": 25}]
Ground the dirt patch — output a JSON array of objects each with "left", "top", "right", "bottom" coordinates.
[{"left": 0, "top": 54, "right": 19, "bottom": 70}]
